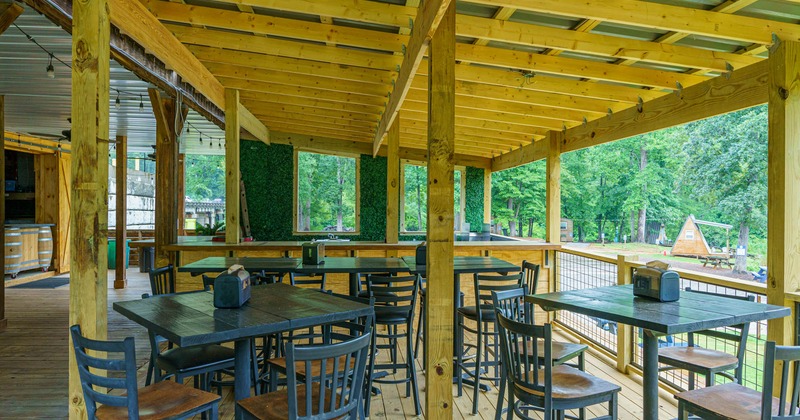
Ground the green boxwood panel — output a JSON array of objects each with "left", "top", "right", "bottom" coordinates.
[
  {"left": 465, "top": 166, "right": 485, "bottom": 231},
  {"left": 240, "top": 142, "right": 389, "bottom": 241}
]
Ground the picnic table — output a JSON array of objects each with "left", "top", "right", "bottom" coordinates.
[{"left": 699, "top": 254, "right": 733, "bottom": 269}]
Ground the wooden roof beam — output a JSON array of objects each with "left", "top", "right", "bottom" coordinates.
[
  {"left": 468, "top": 0, "right": 796, "bottom": 46},
  {"left": 371, "top": 0, "right": 452, "bottom": 156},
  {"left": 0, "top": 3, "right": 23, "bottom": 36},
  {"left": 107, "top": 0, "right": 269, "bottom": 144},
  {"left": 492, "top": 60, "right": 768, "bottom": 171}
]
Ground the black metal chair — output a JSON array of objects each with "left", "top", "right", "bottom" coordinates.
[
  {"left": 70, "top": 324, "right": 220, "bottom": 420},
  {"left": 522, "top": 260, "right": 541, "bottom": 295},
  {"left": 414, "top": 275, "right": 464, "bottom": 361},
  {"left": 289, "top": 272, "right": 327, "bottom": 291},
  {"left": 149, "top": 264, "right": 175, "bottom": 295},
  {"left": 142, "top": 293, "right": 237, "bottom": 394},
  {"left": 367, "top": 273, "right": 422, "bottom": 416},
  {"left": 675, "top": 340, "right": 798, "bottom": 419},
  {"left": 457, "top": 272, "right": 523, "bottom": 414},
  {"left": 494, "top": 313, "right": 620, "bottom": 420},
  {"left": 658, "top": 288, "right": 755, "bottom": 390},
  {"left": 238, "top": 332, "right": 373, "bottom": 420},
  {"left": 492, "top": 288, "right": 589, "bottom": 420}
]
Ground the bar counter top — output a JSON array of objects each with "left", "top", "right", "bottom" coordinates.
[{"left": 130, "top": 237, "right": 560, "bottom": 252}]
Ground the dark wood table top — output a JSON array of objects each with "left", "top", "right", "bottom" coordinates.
[
  {"left": 177, "top": 257, "right": 301, "bottom": 274},
  {"left": 526, "top": 285, "right": 790, "bottom": 335},
  {"left": 113, "top": 283, "right": 372, "bottom": 347},
  {"left": 295, "top": 257, "right": 412, "bottom": 274},
  {"left": 402, "top": 256, "right": 520, "bottom": 274}
]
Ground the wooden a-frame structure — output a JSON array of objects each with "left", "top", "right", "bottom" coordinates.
[{"left": 671, "top": 215, "right": 733, "bottom": 258}]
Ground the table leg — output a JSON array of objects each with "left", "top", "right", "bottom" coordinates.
[
  {"left": 642, "top": 329, "right": 659, "bottom": 420},
  {"left": 349, "top": 272, "right": 360, "bottom": 296},
  {"left": 234, "top": 338, "right": 252, "bottom": 420}
]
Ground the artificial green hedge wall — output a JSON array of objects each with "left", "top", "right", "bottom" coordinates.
[
  {"left": 240, "top": 140, "right": 388, "bottom": 241},
  {"left": 240, "top": 139, "right": 486, "bottom": 240},
  {"left": 465, "top": 167, "right": 485, "bottom": 231}
]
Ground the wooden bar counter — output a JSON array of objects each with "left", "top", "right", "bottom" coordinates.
[{"left": 131, "top": 238, "right": 560, "bottom": 294}]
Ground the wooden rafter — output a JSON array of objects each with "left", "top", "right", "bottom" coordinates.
[
  {"left": 106, "top": 0, "right": 270, "bottom": 143},
  {"left": 0, "top": 3, "right": 23, "bottom": 36},
  {"left": 372, "top": 0, "right": 452, "bottom": 156}
]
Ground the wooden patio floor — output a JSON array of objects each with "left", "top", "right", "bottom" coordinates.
[{"left": 0, "top": 269, "right": 678, "bottom": 419}]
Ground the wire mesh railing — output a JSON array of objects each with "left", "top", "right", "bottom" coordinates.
[{"left": 554, "top": 250, "right": 618, "bottom": 355}]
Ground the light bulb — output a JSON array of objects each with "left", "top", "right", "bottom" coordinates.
[
  {"left": 115, "top": 94, "right": 121, "bottom": 110},
  {"left": 46, "top": 54, "right": 54, "bottom": 78},
  {"left": 139, "top": 95, "right": 144, "bottom": 111}
]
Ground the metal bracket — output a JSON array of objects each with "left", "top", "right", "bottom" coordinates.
[
  {"left": 401, "top": 44, "right": 407, "bottom": 55},
  {"left": 675, "top": 82, "right": 683, "bottom": 99},
  {"left": 607, "top": 108, "right": 613, "bottom": 120},
  {"left": 582, "top": 117, "right": 588, "bottom": 127},
  {"left": 724, "top": 62, "right": 734, "bottom": 80},
  {"left": 637, "top": 96, "right": 644, "bottom": 113},
  {"left": 769, "top": 33, "right": 781, "bottom": 55},
  {"left": 562, "top": 124, "right": 567, "bottom": 135},
  {"left": 409, "top": 17, "right": 414, "bottom": 31},
  {"left": 396, "top": 65, "right": 401, "bottom": 72}
]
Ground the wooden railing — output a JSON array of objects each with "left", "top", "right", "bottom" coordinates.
[{"left": 554, "top": 247, "right": 769, "bottom": 392}]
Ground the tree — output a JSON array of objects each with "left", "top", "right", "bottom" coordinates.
[
  {"left": 491, "top": 162, "right": 545, "bottom": 237},
  {"left": 185, "top": 155, "right": 225, "bottom": 201},
  {"left": 682, "top": 105, "right": 768, "bottom": 272}
]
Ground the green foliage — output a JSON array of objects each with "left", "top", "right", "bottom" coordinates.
[
  {"left": 403, "top": 164, "right": 427, "bottom": 231},
  {"left": 194, "top": 221, "right": 225, "bottom": 235},
  {"left": 358, "top": 155, "right": 387, "bottom": 241},
  {"left": 296, "top": 152, "right": 357, "bottom": 232},
  {"left": 185, "top": 154, "right": 225, "bottom": 200},
  {"left": 491, "top": 160, "right": 546, "bottom": 237},
  {"left": 465, "top": 167, "right": 484, "bottom": 231}
]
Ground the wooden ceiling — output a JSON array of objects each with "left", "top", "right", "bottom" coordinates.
[{"left": 139, "top": 0, "right": 796, "bottom": 161}]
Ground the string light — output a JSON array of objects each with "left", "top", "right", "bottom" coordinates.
[
  {"left": 139, "top": 94, "right": 144, "bottom": 111},
  {"left": 46, "top": 54, "right": 54, "bottom": 79},
  {"left": 115, "top": 92, "right": 121, "bottom": 110}
]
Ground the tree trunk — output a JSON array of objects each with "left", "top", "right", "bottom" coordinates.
[
  {"left": 734, "top": 222, "right": 750, "bottom": 273},
  {"left": 636, "top": 146, "right": 648, "bottom": 242},
  {"left": 629, "top": 211, "right": 636, "bottom": 241},
  {"left": 336, "top": 158, "right": 344, "bottom": 231},
  {"left": 415, "top": 169, "right": 423, "bottom": 231},
  {"left": 304, "top": 201, "right": 311, "bottom": 231}
]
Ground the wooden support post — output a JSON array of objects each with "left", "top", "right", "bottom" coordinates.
[
  {"left": 114, "top": 135, "right": 127, "bottom": 289},
  {"left": 767, "top": 40, "right": 800, "bottom": 355},
  {"left": 150, "top": 89, "right": 185, "bottom": 267},
  {"left": 69, "top": 0, "right": 110, "bottom": 416},
  {"left": 483, "top": 169, "right": 491, "bottom": 224},
  {"left": 425, "top": 2, "right": 455, "bottom": 418},
  {"left": 616, "top": 254, "right": 638, "bottom": 373},
  {"left": 0, "top": 96, "right": 5, "bottom": 332},
  {"left": 386, "top": 118, "right": 400, "bottom": 244},
  {"left": 225, "top": 88, "right": 241, "bottom": 245},
  {"left": 546, "top": 130, "right": 562, "bottom": 245},
  {"left": 177, "top": 153, "right": 186, "bottom": 236}
]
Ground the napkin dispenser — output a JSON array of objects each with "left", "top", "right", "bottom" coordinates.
[
  {"left": 303, "top": 242, "right": 324, "bottom": 265},
  {"left": 214, "top": 264, "right": 251, "bottom": 308},
  {"left": 633, "top": 266, "right": 680, "bottom": 302},
  {"left": 416, "top": 242, "right": 426, "bottom": 266}
]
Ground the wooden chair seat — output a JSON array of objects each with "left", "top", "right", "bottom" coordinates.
[
  {"left": 519, "top": 365, "right": 621, "bottom": 401},
  {"left": 674, "top": 382, "right": 781, "bottom": 420},
  {"left": 659, "top": 346, "right": 739, "bottom": 370},
  {"left": 96, "top": 380, "right": 221, "bottom": 420},
  {"left": 266, "top": 356, "right": 356, "bottom": 378},
  {"left": 238, "top": 384, "right": 341, "bottom": 419},
  {"left": 518, "top": 340, "right": 588, "bottom": 363}
]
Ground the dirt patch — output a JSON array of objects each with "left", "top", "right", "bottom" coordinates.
[{"left": 638, "top": 257, "right": 754, "bottom": 281}]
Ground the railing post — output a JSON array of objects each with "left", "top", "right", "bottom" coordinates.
[{"left": 616, "top": 254, "right": 637, "bottom": 373}]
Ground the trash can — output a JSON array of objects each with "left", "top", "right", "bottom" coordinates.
[
  {"left": 108, "top": 239, "right": 130, "bottom": 269},
  {"left": 139, "top": 246, "right": 155, "bottom": 273}
]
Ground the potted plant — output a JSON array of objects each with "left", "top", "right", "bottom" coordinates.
[{"left": 195, "top": 221, "right": 225, "bottom": 239}]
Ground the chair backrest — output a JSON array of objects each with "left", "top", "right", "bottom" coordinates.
[
  {"left": 491, "top": 288, "right": 531, "bottom": 324},
  {"left": 286, "top": 332, "right": 373, "bottom": 420},
  {"left": 290, "top": 272, "right": 327, "bottom": 290},
  {"left": 761, "top": 341, "right": 800, "bottom": 420},
  {"left": 473, "top": 272, "right": 523, "bottom": 322},
  {"left": 149, "top": 265, "right": 175, "bottom": 295},
  {"left": 684, "top": 287, "right": 755, "bottom": 381},
  {"left": 495, "top": 310, "right": 553, "bottom": 410},
  {"left": 522, "top": 260, "right": 540, "bottom": 295},
  {"left": 70, "top": 324, "right": 139, "bottom": 419},
  {"left": 201, "top": 274, "right": 215, "bottom": 291},
  {"left": 366, "top": 274, "right": 419, "bottom": 323}
]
